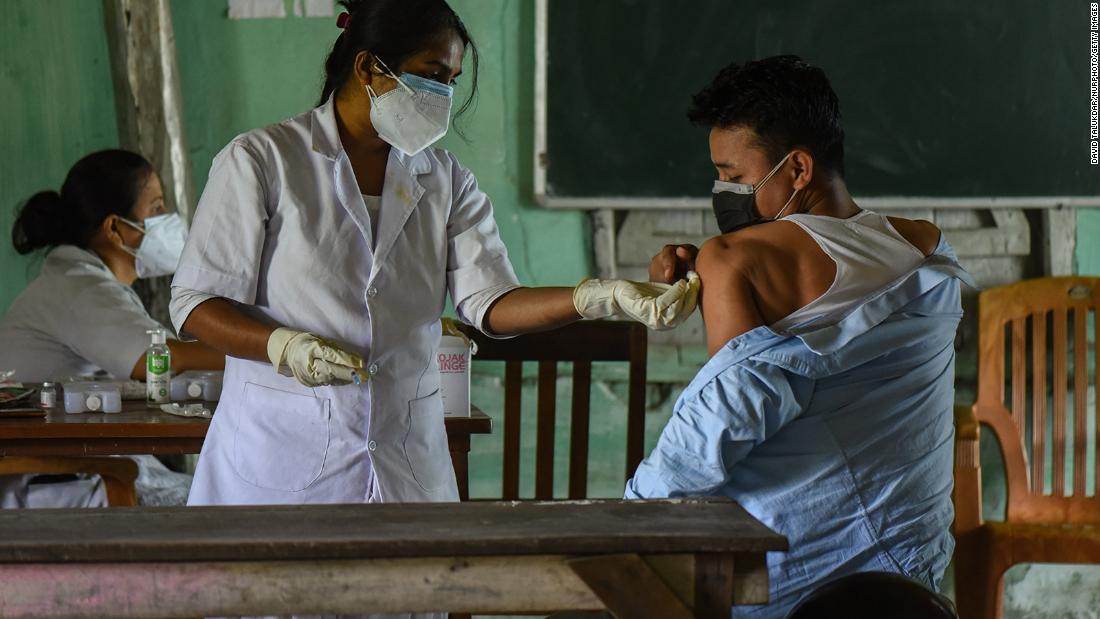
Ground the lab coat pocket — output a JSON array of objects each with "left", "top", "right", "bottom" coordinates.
[
  {"left": 232, "top": 382, "right": 331, "bottom": 492},
  {"left": 402, "top": 390, "right": 452, "bottom": 493}
]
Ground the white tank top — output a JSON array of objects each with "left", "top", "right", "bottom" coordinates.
[
  {"left": 770, "top": 210, "right": 928, "bottom": 332},
  {"left": 362, "top": 193, "right": 382, "bottom": 245}
]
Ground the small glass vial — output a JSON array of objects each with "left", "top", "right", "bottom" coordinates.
[{"left": 39, "top": 382, "right": 58, "bottom": 409}]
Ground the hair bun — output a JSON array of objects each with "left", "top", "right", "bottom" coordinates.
[{"left": 11, "top": 190, "right": 71, "bottom": 255}]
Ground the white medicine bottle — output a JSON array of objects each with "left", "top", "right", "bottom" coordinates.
[{"left": 146, "top": 329, "right": 172, "bottom": 407}]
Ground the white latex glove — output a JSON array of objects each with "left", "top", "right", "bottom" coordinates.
[
  {"left": 572, "top": 271, "right": 701, "bottom": 331},
  {"left": 266, "top": 327, "right": 365, "bottom": 387}
]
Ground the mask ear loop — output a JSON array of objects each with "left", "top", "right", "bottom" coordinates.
[
  {"left": 115, "top": 216, "right": 144, "bottom": 257},
  {"left": 772, "top": 188, "right": 799, "bottom": 221},
  {"left": 118, "top": 216, "right": 146, "bottom": 234},
  {"left": 752, "top": 152, "right": 799, "bottom": 220},
  {"left": 752, "top": 151, "right": 794, "bottom": 193},
  {"left": 372, "top": 56, "right": 414, "bottom": 95}
]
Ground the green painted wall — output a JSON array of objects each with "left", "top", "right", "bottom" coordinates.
[
  {"left": 170, "top": 1, "right": 335, "bottom": 201},
  {"left": 0, "top": 0, "right": 119, "bottom": 315}
]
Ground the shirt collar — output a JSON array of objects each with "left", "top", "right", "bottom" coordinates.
[
  {"left": 310, "top": 94, "right": 432, "bottom": 176},
  {"left": 45, "top": 245, "right": 108, "bottom": 270}
]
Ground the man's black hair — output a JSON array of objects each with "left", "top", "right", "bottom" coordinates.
[{"left": 688, "top": 55, "right": 845, "bottom": 178}]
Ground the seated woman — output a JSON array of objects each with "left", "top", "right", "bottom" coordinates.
[{"left": 0, "top": 149, "right": 224, "bottom": 507}]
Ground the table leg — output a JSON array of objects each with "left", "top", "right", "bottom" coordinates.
[
  {"left": 692, "top": 553, "right": 736, "bottom": 618},
  {"left": 731, "top": 552, "right": 769, "bottom": 605},
  {"left": 447, "top": 434, "right": 471, "bottom": 501}
]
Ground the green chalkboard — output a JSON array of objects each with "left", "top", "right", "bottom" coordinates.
[{"left": 545, "top": 0, "right": 1100, "bottom": 199}]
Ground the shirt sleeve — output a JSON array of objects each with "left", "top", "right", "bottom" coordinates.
[
  {"left": 61, "top": 281, "right": 172, "bottom": 380},
  {"left": 171, "top": 140, "right": 270, "bottom": 309},
  {"left": 446, "top": 164, "right": 522, "bottom": 334},
  {"left": 454, "top": 282, "right": 522, "bottom": 340},
  {"left": 168, "top": 286, "right": 219, "bottom": 340},
  {"left": 625, "top": 359, "right": 814, "bottom": 499}
]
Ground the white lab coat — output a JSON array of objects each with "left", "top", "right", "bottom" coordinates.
[{"left": 170, "top": 96, "right": 520, "bottom": 510}]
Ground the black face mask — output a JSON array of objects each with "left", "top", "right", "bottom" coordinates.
[
  {"left": 712, "top": 189, "right": 763, "bottom": 234},
  {"left": 710, "top": 152, "right": 797, "bottom": 234}
]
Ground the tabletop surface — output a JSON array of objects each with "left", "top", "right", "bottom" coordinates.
[
  {"left": 0, "top": 400, "right": 491, "bottom": 439},
  {"left": 0, "top": 498, "right": 787, "bottom": 562}
]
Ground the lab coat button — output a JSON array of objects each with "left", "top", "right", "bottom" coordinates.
[
  {"left": 368, "top": 363, "right": 379, "bottom": 376},
  {"left": 367, "top": 440, "right": 377, "bottom": 451},
  {"left": 367, "top": 286, "right": 378, "bottom": 298}
]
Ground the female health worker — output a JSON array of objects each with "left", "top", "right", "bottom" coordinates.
[
  {"left": 0, "top": 149, "right": 224, "bottom": 507},
  {"left": 170, "top": 0, "right": 699, "bottom": 507}
]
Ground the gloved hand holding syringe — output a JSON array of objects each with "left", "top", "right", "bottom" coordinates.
[{"left": 266, "top": 328, "right": 365, "bottom": 387}]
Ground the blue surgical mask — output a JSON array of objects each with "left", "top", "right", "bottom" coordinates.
[
  {"left": 398, "top": 72, "right": 454, "bottom": 98},
  {"left": 366, "top": 58, "right": 453, "bottom": 156},
  {"left": 711, "top": 152, "right": 798, "bottom": 234}
]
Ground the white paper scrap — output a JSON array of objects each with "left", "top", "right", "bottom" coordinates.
[
  {"left": 304, "top": 0, "right": 335, "bottom": 17},
  {"left": 228, "top": 0, "right": 287, "bottom": 19}
]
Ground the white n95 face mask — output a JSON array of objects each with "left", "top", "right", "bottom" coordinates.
[
  {"left": 366, "top": 58, "right": 453, "bottom": 156},
  {"left": 119, "top": 213, "right": 188, "bottom": 279}
]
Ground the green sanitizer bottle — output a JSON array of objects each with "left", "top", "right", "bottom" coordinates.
[{"left": 146, "top": 329, "right": 172, "bottom": 407}]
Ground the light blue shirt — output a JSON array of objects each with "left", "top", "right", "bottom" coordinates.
[{"left": 626, "top": 239, "right": 974, "bottom": 618}]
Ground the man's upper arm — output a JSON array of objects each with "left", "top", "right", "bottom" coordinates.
[{"left": 696, "top": 237, "right": 766, "bottom": 356}]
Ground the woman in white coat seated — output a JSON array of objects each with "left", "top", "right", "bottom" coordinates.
[
  {"left": 171, "top": 0, "right": 699, "bottom": 516},
  {"left": 0, "top": 149, "right": 225, "bottom": 507}
]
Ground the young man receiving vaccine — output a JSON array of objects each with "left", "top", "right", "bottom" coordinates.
[{"left": 633, "top": 55, "right": 974, "bottom": 617}]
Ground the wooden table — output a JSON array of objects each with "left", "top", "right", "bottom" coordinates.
[
  {"left": 0, "top": 400, "right": 492, "bottom": 500},
  {"left": 0, "top": 498, "right": 786, "bottom": 618}
]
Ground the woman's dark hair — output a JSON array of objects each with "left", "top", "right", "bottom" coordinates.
[
  {"left": 319, "top": 0, "right": 479, "bottom": 127},
  {"left": 688, "top": 55, "right": 846, "bottom": 178},
  {"left": 12, "top": 149, "right": 154, "bottom": 254}
]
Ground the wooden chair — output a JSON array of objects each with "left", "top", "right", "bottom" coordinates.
[
  {"left": 457, "top": 320, "right": 648, "bottom": 500},
  {"left": 953, "top": 277, "right": 1100, "bottom": 619},
  {"left": 0, "top": 456, "right": 139, "bottom": 507}
]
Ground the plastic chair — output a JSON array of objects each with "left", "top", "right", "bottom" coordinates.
[
  {"left": 953, "top": 277, "right": 1100, "bottom": 618},
  {"left": 786, "top": 571, "right": 957, "bottom": 619},
  {"left": 0, "top": 456, "right": 138, "bottom": 506}
]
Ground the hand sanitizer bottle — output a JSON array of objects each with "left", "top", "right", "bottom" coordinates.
[{"left": 146, "top": 329, "right": 172, "bottom": 407}]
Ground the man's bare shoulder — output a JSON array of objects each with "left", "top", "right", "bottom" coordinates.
[
  {"left": 885, "top": 216, "right": 941, "bottom": 256},
  {"left": 697, "top": 221, "right": 804, "bottom": 271},
  {"left": 696, "top": 231, "right": 765, "bottom": 278}
]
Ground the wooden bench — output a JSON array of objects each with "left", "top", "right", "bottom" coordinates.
[{"left": 0, "top": 497, "right": 786, "bottom": 618}]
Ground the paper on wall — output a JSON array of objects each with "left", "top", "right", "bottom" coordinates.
[
  {"left": 292, "top": 0, "right": 337, "bottom": 18},
  {"left": 227, "top": 0, "right": 286, "bottom": 19},
  {"left": 304, "top": 0, "right": 334, "bottom": 17}
]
